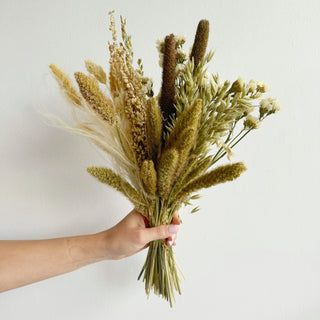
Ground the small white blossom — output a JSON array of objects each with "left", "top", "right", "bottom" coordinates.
[
  {"left": 175, "top": 63, "right": 186, "bottom": 74},
  {"left": 244, "top": 114, "right": 260, "bottom": 129},
  {"left": 247, "top": 79, "right": 258, "bottom": 93},
  {"left": 257, "top": 80, "right": 270, "bottom": 93},
  {"left": 200, "top": 71, "right": 212, "bottom": 88},
  {"left": 231, "top": 77, "right": 245, "bottom": 93},
  {"left": 174, "top": 35, "right": 186, "bottom": 45},
  {"left": 156, "top": 39, "right": 164, "bottom": 53},
  {"left": 260, "top": 97, "right": 282, "bottom": 115}
]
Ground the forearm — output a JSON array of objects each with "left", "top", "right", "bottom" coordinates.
[{"left": 0, "top": 232, "right": 108, "bottom": 293}]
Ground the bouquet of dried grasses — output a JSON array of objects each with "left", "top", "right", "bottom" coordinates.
[{"left": 46, "top": 12, "right": 281, "bottom": 306}]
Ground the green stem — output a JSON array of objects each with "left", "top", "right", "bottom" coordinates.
[{"left": 212, "top": 128, "right": 252, "bottom": 164}]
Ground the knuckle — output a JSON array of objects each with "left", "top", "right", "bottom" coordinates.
[
  {"left": 134, "top": 230, "right": 145, "bottom": 244},
  {"left": 156, "top": 226, "right": 167, "bottom": 239}
]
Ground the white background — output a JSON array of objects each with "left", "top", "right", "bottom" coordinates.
[{"left": 1, "top": 0, "right": 319, "bottom": 319}]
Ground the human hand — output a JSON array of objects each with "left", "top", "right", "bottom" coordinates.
[{"left": 97, "top": 208, "right": 180, "bottom": 260}]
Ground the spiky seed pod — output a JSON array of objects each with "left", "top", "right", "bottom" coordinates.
[
  {"left": 74, "top": 72, "right": 117, "bottom": 125},
  {"left": 165, "top": 99, "right": 202, "bottom": 151},
  {"left": 190, "top": 19, "right": 210, "bottom": 70},
  {"left": 87, "top": 167, "right": 142, "bottom": 207},
  {"left": 157, "top": 148, "right": 179, "bottom": 199},
  {"left": 146, "top": 97, "right": 163, "bottom": 165},
  {"left": 159, "top": 34, "right": 177, "bottom": 130},
  {"left": 176, "top": 162, "right": 247, "bottom": 202},
  {"left": 168, "top": 154, "right": 198, "bottom": 200},
  {"left": 140, "top": 160, "right": 157, "bottom": 196},
  {"left": 172, "top": 126, "right": 197, "bottom": 180},
  {"left": 49, "top": 64, "right": 82, "bottom": 106},
  {"left": 84, "top": 59, "right": 107, "bottom": 84}
]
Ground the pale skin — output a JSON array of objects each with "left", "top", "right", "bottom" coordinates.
[{"left": 0, "top": 208, "right": 180, "bottom": 293}]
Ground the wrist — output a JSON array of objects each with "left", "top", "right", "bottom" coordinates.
[{"left": 65, "top": 232, "right": 111, "bottom": 269}]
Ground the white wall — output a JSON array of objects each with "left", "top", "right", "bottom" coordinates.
[{"left": 1, "top": 0, "right": 319, "bottom": 319}]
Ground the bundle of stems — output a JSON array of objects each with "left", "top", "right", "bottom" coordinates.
[{"left": 47, "top": 12, "right": 281, "bottom": 306}]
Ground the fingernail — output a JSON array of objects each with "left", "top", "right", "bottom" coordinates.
[
  {"left": 168, "top": 225, "right": 178, "bottom": 234},
  {"left": 168, "top": 240, "right": 173, "bottom": 246}
]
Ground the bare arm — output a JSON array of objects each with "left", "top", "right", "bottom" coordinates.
[{"left": 0, "top": 209, "right": 179, "bottom": 293}]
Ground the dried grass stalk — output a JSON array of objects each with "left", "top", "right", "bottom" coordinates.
[
  {"left": 146, "top": 97, "right": 163, "bottom": 165},
  {"left": 190, "top": 20, "right": 209, "bottom": 69},
  {"left": 141, "top": 160, "right": 157, "bottom": 196},
  {"left": 84, "top": 59, "right": 107, "bottom": 84},
  {"left": 177, "top": 162, "right": 247, "bottom": 201},
  {"left": 165, "top": 99, "right": 202, "bottom": 151},
  {"left": 108, "top": 43, "right": 148, "bottom": 167},
  {"left": 49, "top": 64, "right": 82, "bottom": 106},
  {"left": 159, "top": 34, "right": 176, "bottom": 129},
  {"left": 157, "top": 148, "right": 179, "bottom": 199},
  {"left": 74, "top": 72, "right": 117, "bottom": 125},
  {"left": 87, "top": 166, "right": 144, "bottom": 210}
]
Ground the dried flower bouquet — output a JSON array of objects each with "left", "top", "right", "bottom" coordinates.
[{"left": 47, "top": 12, "right": 281, "bottom": 307}]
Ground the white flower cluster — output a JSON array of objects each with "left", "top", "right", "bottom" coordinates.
[
  {"left": 141, "top": 77, "right": 153, "bottom": 96},
  {"left": 156, "top": 35, "right": 187, "bottom": 69},
  {"left": 259, "top": 97, "right": 282, "bottom": 116},
  {"left": 247, "top": 79, "right": 270, "bottom": 93},
  {"left": 244, "top": 114, "right": 261, "bottom": 129}
]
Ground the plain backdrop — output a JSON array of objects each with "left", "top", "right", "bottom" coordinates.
[{"left": 0, "top": 0, "right": 319, "bottom": 319}]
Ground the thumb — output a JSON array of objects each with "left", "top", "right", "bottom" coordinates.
[{"left": 144, "top": 224, "right": 178, "bottom": 243}]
